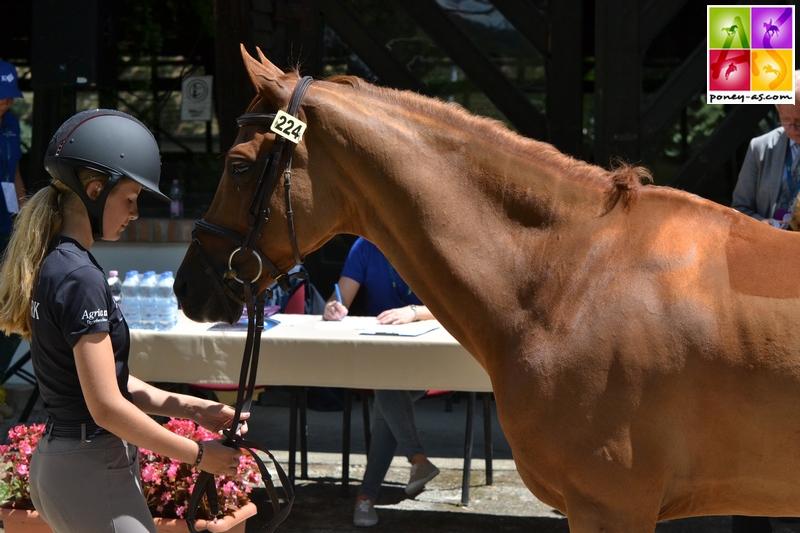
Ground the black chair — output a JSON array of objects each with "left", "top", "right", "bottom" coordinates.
[
  {"left": 340, "top": 389, "right": 493, "bottom": 505},
  {"left": 0, "top": 334, "right": 39, "bottom": 424}
]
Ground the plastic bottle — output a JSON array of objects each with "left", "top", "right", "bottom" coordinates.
[
  {"left": 169, "top": 179, "right": 183, "bottom": 219},
  {"left": 139, "top": 271, "right": 158, "bottom": 330},
  {"left": 107, "top": 270, "right": 122, "bottom": 308},
  {"left": 156, "top": 271, "right": 178, "bottom": 331},
  {"left": 121, "top": 271, "right": 141, "bottom": 328}
]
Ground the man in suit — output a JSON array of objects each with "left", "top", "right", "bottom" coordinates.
[{"left": 732, "top": 70, "right": 800, "bottom": 229}]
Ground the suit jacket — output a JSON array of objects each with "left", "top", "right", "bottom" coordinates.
[{"left": 732, "top": 127, "right": 799, "bottom": 220}]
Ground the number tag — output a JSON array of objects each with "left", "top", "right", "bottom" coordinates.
[{"left": 270, "top": 110, "right": 307, "bottom": 144}]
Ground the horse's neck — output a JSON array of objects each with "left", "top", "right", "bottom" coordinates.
[{"left": 317, "top": 98, "right": 603, "bottom": 363}]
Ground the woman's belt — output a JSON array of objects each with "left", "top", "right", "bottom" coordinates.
[{"left": 44, "top": 419, "right": 109, "bottom": 440}]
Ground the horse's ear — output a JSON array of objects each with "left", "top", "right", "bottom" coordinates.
[{"left": 240, "top": 44, "right": 288, "bottom": 101}]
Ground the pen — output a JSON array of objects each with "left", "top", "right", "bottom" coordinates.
[{"left": 335, "top": 283, "right": 342, "bottom": 304}]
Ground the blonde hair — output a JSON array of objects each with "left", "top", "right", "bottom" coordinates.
[{"left": 0, "top": 168, "right": 108, "bottom": 339}]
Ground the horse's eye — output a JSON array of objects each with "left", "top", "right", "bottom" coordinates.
[{"left": 230, "top": 161, "right": 250, "bottom": 175}]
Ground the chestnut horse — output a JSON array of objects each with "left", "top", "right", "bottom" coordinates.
[{"left": 175, "top": 46, "right": 800, "bottom": 531}]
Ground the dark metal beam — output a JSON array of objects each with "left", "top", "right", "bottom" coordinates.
[
  {"left": 641, "top": 42, "right": 705, "bottom": 145},
  {"left": 639, "top": 0, "right": 690, "bottom": 53},
  {"left": 546, "top": 0, "right": 583, "bottom": 157},
  {"left": 396, "top": 0, "right": 546, "bottom": 139},
  {"left": 489, "top": 0, "right": 548, "bottom": 56},
  {"left": 594, "top": 0, "right": 640, "bottom": 166},
  {"left": 320, "top": 0, "right": 426, "bottom": 93},
  {"left": 670, "top": 105, "right": 771, "bottom": 192}
]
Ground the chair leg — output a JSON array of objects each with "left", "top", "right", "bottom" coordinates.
[
  {"left": 299, "top": 386, "right": 308, "bottom": 480},
  {"left": 461, "top": 391, "right": 476, "bottom": 506},
  {"left": 341, "top": 388, "right": 352, "bottom": 496},
  {"left": 361, "top": 393, "right": 371, "bottom": 456},
  {"left": 483, "top": 393, "right": 493, "bottom": 486},
  {"left": 289, "top": 388, "right": 298, "bottom": 485}
]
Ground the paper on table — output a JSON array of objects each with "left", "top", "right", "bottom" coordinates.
[
  {"left": 360, "top": 321, "right": 440, "bottom": 337},
  {"left": 313, "top": 316, "right": 380, "bottom": 331},
  {"left": 271, "top": 314, "right": 318, "bottom": 326},
  {"left": 208, "top": 317, "right": 281, "bottom": 332}
]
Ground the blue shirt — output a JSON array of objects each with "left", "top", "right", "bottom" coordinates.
[
  {"left": 340, "top": 238, "right": 423, "bottom": 316},
  {"left": 0, "top": 111, "right": 21, "bottom": 234}
]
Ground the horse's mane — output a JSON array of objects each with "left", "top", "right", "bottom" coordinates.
[{"left": 282, "top": 72, "right": 652, "bottom": 213}]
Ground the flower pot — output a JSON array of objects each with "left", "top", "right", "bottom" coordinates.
[
  {"left": 0, "top": 508, "right": 53, "bottom": 533},
  {"left": 152, "top": 501, "right": 258, "bottom": 533},
  {"left": 0, "top": 502, "right": 257, "bottom": 533}
]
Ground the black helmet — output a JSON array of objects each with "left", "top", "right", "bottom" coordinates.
[{"left": 44, "top": 109, "right": 169, "bottom": 239}]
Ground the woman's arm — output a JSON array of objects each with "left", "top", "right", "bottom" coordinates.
[
  {"left": 74, "top": 332, "right": 241, "bottom": 475},
  {"left": 127, "top": 375, "right": 249, "bottom": 434},
  {"left": 376, "top": 305, "right": 433, "bottom": 325}
]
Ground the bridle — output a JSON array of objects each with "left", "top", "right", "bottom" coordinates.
[
  {"left": 186, "top": 76, "right": 314, "bottom": 533},
  {"left": 190, "top": 75, "right": 314, "bottom": 325}
]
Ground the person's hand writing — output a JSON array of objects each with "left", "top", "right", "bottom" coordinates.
[
  {"left": 324, "top": 300, "right": 349, "bottom": 321},
  {"left": 196, "top": 440, "right": 243, "bottom": 476},
  {"left": 193, "top": 402, "right": 250, "bottom": 436},
  {"left": 377, "top": 306, "right": 415, "bottom": 325}
]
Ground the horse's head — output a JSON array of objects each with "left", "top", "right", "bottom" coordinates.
[{"left": 174, "top": 46, "right": 343, "bottom": 323}]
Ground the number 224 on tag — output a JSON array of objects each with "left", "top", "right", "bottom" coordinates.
[{"left": 270, "top": 110, "right": 307, "bottom": 144}]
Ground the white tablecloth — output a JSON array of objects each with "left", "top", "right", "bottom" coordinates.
[{"left": 129, "top": 313, "right": 492, "bottom": 392}]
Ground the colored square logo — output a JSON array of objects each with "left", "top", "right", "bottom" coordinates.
[
  {"left": 709, "top": 7, "right": 751, "bottom": 49},
  {"left": 751, "top": 7, "right": 793, "bottom": 49},
  {"left": 708, "top": 5, "right": 795, "bottom": 104},
  {"left": 709, "top": 49, "right": 750, "bottom": 91}
]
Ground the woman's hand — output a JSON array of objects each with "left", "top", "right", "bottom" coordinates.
[
  {"left": 194, "top": 402, "right": 250, "bottom": 436},
  {"left": 377, "top": 305, "right": 416, "bottom": 325},
  {"left": 196, "top": 439, "right": 244, "bottom": 476},
  {"left": 324, "top": 300, "right": 349, "bottom": 321}
]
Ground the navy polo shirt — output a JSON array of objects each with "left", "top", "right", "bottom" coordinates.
[
  {"left": 30, "top": 236, "right": 132, "bottom": 424},
  {"left": 340, "top": 238, "right": 423, "bottom": 316},
  {"left": 0, "top": 112, "right": 22, "bottom": 234}
]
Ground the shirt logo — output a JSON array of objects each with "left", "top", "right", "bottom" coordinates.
[
  {"left": 82, "top": 308, "right": 108, "bottom": 325},
  {"left": 30, "top": 301, "right": 39, "bottom": 320}
]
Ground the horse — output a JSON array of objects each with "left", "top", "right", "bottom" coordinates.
[
  {"left": 725, "top": 62, "right": 737, "bottom": 80},
  {"left": 174, "top": 45, "right": 800, "bottom": 532},
  {"left": 764, "top": 20, "right": 780, "bottom": 38},
  {"left": 722, "top": 24, "right": 737, "bottom": 36}
]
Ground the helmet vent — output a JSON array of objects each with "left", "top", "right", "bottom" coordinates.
[{"left": 54, "top": 139, "right": 67, "bottom": 156}]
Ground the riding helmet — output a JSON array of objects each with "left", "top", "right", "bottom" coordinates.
[{"left": 44, "top": 109, "right": 169, "bottom": 239}]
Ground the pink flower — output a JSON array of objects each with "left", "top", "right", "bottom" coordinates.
[{"left": 141, "top": 464, "right": 159, "bottom": 484}]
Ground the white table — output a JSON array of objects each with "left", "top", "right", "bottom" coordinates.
[
  {"left": 129, "top": 313, "right": 493, "bottom": 504},
  {"left": 129, "top": 313, "right": 492, "bottom": 392}
]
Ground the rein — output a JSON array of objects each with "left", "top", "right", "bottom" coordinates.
[{"left": 186, "top": 76, "right": 314, "bottom": 533}]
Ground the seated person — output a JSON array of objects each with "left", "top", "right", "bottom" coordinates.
[{"left": 323, "top": 237, "right": 438, "bottom": 527}]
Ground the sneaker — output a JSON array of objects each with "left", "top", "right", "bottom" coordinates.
[
  {"left": 405, "top": 461, "right": 440, "bottom": 495},
  {"left": 353, "top": 499, "right": 378, "bottom": 527}
]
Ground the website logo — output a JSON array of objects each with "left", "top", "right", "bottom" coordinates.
[{"left": 707, "top": 5, "right": 795, "bottom": 104}]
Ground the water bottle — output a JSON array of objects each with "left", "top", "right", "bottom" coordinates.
[
  {"left": 107, "top": 270, "right": 122, "bottom": 308},
  {"left": 121, "top": 271, "right": 141, "bottom": 328},
  {"left": 139, "top": 271, "right": 158, "bottom": 330},
  {"left": 156, "top": 271, "right": 178, "bottom": 331},
  {"left": 169, "top": 179, "right": 183, "bottom": 219}
]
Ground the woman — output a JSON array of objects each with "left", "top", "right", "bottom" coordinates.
[
  {"left": 324, "top": 237, "right": 439, "bottom": 528},
  {"left": 0, "top": 109, "right": 246, "bottom": 533}
]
